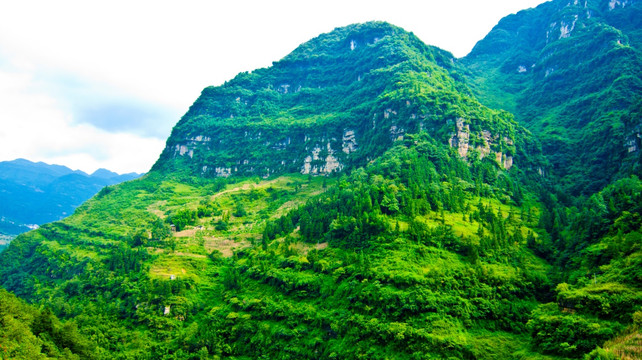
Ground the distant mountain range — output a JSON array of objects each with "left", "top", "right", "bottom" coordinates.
[{"left": 0, "top": 158, "right": 141, "bottom": 236}]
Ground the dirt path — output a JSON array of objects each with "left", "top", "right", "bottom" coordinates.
[{"left": 210, "top": 178, "right": 281, "bottom": 200}]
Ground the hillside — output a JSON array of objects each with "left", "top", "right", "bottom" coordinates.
[
  {"left": 463, "top": 0, "right": 642, "bottom": 195},
  {"left": 0, "top": 4, "right": 641, "bottom": 360},
  {"left": 0, "top": 22, "right": 556, "bottom": 359},
  {"left": 0, "top": 159, "right": 141, "bottom": 238},
  {"left": 462, "top": 0, "right": 642, "bottom": 357},
  {"left": 0, "top": 287, "right": 96, "bottom": 359}
]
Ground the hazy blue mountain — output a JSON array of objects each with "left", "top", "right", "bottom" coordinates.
[{"left": 0, "top": 158, "right": 141, "bottom": 236}]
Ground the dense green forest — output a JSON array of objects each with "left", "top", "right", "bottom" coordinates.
[
  {"left": 463, "top": 0, "right": 642, "bottom": 196},
  {"left": 1, "top": 0, "right": 641, "bottom": 359},
  {"left": 0, "top": 288, "right": 96, "bottom": 359}
]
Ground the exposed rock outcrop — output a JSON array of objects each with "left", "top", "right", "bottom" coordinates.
[
  {"left": 448, "top": 118, "right": 470, "bottom": 158},
  {"left": 447, "top": 118, "right": 513, "bottom": 170}
]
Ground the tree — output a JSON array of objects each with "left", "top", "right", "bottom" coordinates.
[
  {"left": 32, "top": 307, "right": 54, "bottom": 336},
  {"left": 262, "top": 227, "right": 269, "bottom": 251},
  {"left": 381, "top": 193, "right": 399, "bottom": 214},
  {"left": 233, "top": 202, "right": 247, "bottom": 217},
  {"left": 171, "top": 209, "right": 197, "bottom": 231},
  {"left": 131, "top": 229, "right": 148, "bottom": 247}
]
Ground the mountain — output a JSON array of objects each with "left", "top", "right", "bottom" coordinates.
[
  {"left": 0, "top": 158, "right": 86, "bottom": 187},
  {"left": 463, "top": 0, "right": 642, "bottom": 195},
  {"left": 462, "top": 1, "right": 642, "bottom": 357},
  {"left": 0, "top": 159, "right": 142, "bottom": 237},
  {"left": 0, "top": 23, "right": 552, "bottom": 359},
  {"left": 153, "top": 22, "right": 544, "bottom": 180},
  {"left": 0, "top": 4, "right": 641, "bottom": 360}
]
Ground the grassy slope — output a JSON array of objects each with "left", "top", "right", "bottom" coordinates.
[{"left": 0, "top": 134, "right": 562, "bottom": 359}]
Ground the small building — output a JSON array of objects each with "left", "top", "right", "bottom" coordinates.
[
  {"left": 170, "top": 274, "right": 176, "bottom": 280},
  {"left": 170, "top": 224, "right": 176, "bottom": 232}
]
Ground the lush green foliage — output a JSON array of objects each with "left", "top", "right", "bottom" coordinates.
[
  {"left": 462, "top": 5, "right": 642, "bottom": 354},
  {"left": 2, "top": 2, "right": 642, "bottom": 359},
  {"left": 464, "top": 0, "right": 642, "bottom": 195},
  {"left": 0, "top": 288, "right": 97, "bottom": 359},
  {"left": 0, "top": 133, "right": 554, "bottom": 359},
  {"left": 524, "top": 176, "right": 642, "bottom": 357}
]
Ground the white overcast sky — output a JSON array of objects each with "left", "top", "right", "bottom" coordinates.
[{"left": 0, "top": 0, "right": 549, "bottom": 174}]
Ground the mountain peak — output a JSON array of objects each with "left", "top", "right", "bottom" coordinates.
[
  {"left": 278, "top": 21, "right": 455, "bottom": 75},
  {"left": 151, "top": 21, "right": 501, "bottom": 179},
  {"left": 90, "top": 168, "right": 120, "bottom": 179},
  {"left": 463, "top": 0, "right": 642, "bottom": 194},
  {"left": 281, "top": 21, "right": 403, "bottom": 61}
]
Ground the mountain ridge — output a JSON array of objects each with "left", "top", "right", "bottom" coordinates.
[
  {"left": 0, "top": 158, "right": 142, "bottom": 236},
  {"left": 153, "top": 21, "right": 544, "bottom": 184},
  {"left": 462, "top": 0, "right": 642, "bottom": 195}
]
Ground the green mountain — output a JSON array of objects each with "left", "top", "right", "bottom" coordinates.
[
  {"left": 463, "top": 0, "right": 642, "bottom": 195},
  {"left": 0, "top": 4, "right": 641, "bottom": 360},
  {"left": 0, "top": 159, "right": 141, "bottom": 238},
  {"left": 153, "top": 22, "right": 543, "bottom": 180}
]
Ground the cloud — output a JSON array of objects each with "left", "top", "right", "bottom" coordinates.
[
  {"left": 75, "top": 102, "right": 170, "bottom": 138},
  {"left": 3, "top": 60, "right": 181, "bottom": 139},
  {"left": 0, "top": 67, "right": 165, "bottom": 174}
]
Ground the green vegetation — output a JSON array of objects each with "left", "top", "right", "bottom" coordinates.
[
  {"left": 153, "top": 22, "right": 544, "bottom": 182},
  {"left": 2, "top": 1, "right": 642, "bottom": 358},
  {"left": 464, "top": 0, "right": 642, "bottom": 196},
  {"left": 0, "top": 288, "right": 96, "bottom": 359},
  {"left": 1, "top": 134, "right": 552, "bottom": 358},
  {"left": 526, "top": 176, "right": 642, "bottom": 357}
]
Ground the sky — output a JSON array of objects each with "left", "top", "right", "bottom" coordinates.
[{"left": 0, "top": 0, "right": 550, "bottom": 174}]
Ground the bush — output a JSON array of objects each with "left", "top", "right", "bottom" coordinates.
[{"left": 633, "top": 311, "right": 642, "bottom": 326}]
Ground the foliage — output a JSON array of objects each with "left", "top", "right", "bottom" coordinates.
[
  {"left": 526, "top": 176, "right": 642, "bottom": 356},
  {"left": 0, "top": 135, "right": 551, "bottom": 359},
  {"left": 0, "top": 288, "right": 97, "bottom": 359},
  {"left": 464, "top": 0, "right": 642, "bottom": 196},
  {"left": 1, "top": 5, "right": 642, "bottom": 360}
]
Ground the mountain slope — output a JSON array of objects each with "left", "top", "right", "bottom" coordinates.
[
  {"left": 0, "top": 288, "right": 97, "bottom": 359},
  {"left": 463, "top": 0, "right": 642, "bottom": 195},
  {"left": 0, "top": 149, "right": 550, "bottom": 359},
  {"left": 461, "top": 1, "right": 642, "bottom": 356},
  {"left": 0, "top": 22, "right": 557, "bottom": 359},
  {"left": 0, "top": 159, "right": 142, "bottom": 236}
]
